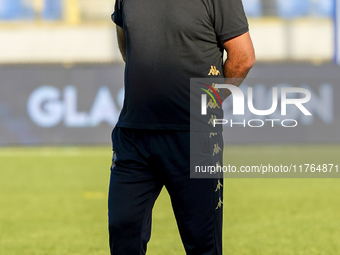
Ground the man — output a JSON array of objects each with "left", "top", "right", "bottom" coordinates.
[{"left": 108, "top": 0, "right": 255, "bottom": 254}]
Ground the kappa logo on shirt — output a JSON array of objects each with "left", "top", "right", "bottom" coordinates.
[
  {"left": 208, "top": 66, "right": 220, "bottom": 76},
  {"left": 208, "top": 115, "right": 218, "bottom": 125},
  {"left": 207, "top": 99, "right": 220, "bottom": 109},
  {"left": 197, "top": 82, "right": 222, "bottom": 109}
]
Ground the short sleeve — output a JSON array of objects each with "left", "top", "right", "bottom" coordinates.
[
  {"left": 112, "top": 0, "right": 123, "bottom": 27},
  {"left": 212, "top": 0, "right": 249, "bottom": 42}
]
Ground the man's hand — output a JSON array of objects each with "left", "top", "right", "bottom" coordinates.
[
  {"left": 116, "top": 25, "right": 127, "bottom": 62},
  {"left": 222, "top": 31, "right": 255, "bottom": 98}
]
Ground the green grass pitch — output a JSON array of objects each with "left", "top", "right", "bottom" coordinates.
[{"left": 0, "top": 145, "right": 340, "bottom": 255}]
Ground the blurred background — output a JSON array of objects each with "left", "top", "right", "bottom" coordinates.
[
  {"left": 0, "top": 0, "right": 335, "bottom": 63},
  {"left": 1, "top": 2, "right": 340, "bottom": 255},
  {"left": 0, "top": 0, "right": 339, "bottom": 145}
]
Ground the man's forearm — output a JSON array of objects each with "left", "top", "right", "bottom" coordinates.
[
  {"left": 116, "top": 25, "right": 127, "bottom": 62},
  {"left": 222, "top": 32, "right": 255, "bottom": 98},
  {"left": 223, "top": 57, "right": 254, "bottom": 98}
]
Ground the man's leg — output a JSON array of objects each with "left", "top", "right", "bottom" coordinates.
[
  {"left": 167, "top": 178, "right": 223, "bottom": 255},
  {"left": 108, "top": 172, "right": 162, "bottom": 254},
  {"left": 108, "top": 127, "right": 163, "bottom": 255},
  {"left": 159, "top": 131, "right": 224, "bottom": 255}
]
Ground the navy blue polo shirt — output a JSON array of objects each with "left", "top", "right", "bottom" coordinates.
[{"left": 112, "top": 0, "right": 249, "bottom": 130}]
